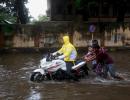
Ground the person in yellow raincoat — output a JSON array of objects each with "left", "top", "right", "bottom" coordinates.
[{"left": 53, "top": 35, "right": 78, "bottom": 81}]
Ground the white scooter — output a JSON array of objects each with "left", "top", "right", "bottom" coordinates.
[{"left": 30, "top": 53, "right": 89, "bottom": 82}]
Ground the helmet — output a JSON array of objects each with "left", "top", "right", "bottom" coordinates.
[{"left": 92, "top": 39, "right": 99, "bottom": 45}]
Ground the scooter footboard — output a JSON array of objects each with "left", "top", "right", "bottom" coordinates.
[{"left": 52, "top": 69, "right": 68, "bottom": 80}]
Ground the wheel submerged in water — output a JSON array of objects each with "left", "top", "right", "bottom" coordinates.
[{"left": 30, "top": 72, "right": 45, "bottom": 82}]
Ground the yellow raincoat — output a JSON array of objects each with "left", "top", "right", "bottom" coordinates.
[{"left": 58, "top": 36, "right": 77, "bottom": 61}]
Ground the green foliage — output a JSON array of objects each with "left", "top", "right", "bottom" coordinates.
[
  {"left": 0, "top": 12, "right": 16, "bottom": 23},
  {"left": 38, "top": 15, "right": 50, "bottom": 22},
  {"left": 75, "top": 0, "right": 81, "bottom": 9},
  {"left": 31, "top": 15, "right": 50, "bottom": 24},
  {"left": 88, "top": 1, "right": 97, "bottom": 7},
  {"left": 3, "top": 25, "right": 13, "bottom": 33},
  {"left": 0, "top": 0, "right": 29, "bottom": 24}
]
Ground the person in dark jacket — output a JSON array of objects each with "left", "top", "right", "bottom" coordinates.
[{"left": 85, "top": 40, "right": 124, "bottom": 80}]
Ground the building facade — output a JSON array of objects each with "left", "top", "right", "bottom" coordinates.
[{"left": 47, "top": 0, "right": 130, "bottom": 22}]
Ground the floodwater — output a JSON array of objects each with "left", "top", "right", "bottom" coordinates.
[{"left": 0, "top": 51, "right": 130, "bottom": 100}]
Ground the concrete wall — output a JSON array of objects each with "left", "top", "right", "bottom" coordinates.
[{"left": 0, "top": 22, "right": 130, "bottom": 48}]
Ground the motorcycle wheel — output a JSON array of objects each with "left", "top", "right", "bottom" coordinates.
[{"left": 30, "top": 72, "right": 45, "bottom": 82}]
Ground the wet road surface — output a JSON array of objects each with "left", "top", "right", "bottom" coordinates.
[{"left": 0, "top": 51, "right": 130, "bottom": 100}]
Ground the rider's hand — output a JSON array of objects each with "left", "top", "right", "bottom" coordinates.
[
  {"left": 55, "top": 56, "right": 59, "bottom": 60},
  {"left": 58, "top": 55, "right": 65, "bottom": 59},
  {"left": 52, "top": 52, "right": 58, "bottom": 56}
]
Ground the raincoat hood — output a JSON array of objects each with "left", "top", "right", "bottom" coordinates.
[
  {"left": 63, "top": 36, "right": 70, "bottom": 44},
  {"left": 58, "top": 35, "right": 77, "bottom": 61}
]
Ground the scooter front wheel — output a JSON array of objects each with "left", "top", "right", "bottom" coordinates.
[{"left": 30, "top": 72, "right": 45, "bottom": 82}]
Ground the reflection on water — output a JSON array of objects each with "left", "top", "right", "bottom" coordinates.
[
  {"left": 27, "top": 88, "right": 41, "bottom": 100},
  {"left": 0, "top": 51, "right": 130, "bottom": 100}
]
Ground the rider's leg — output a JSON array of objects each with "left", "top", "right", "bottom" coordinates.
[
  {"left": 102, "top": 64, "right": 109, "bottom": 78},
  {"left": 107, "top": 64, "right": 116, "bottom": 78},
  {"left": 81, "top": 64, "right": 89, "bottom": 75},
  {"left": 107, "top": 64, "right": 124, "bottom": 80},
  {"left": 66, "top": 62, "right": 73, "bottom": 74},
  {"left": 65, "top": 61, "right": 79, "bottom": 81}
]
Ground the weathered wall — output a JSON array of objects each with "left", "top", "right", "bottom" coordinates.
[{"left": 0, "top": 22, "right": 130, "bottom": 48}]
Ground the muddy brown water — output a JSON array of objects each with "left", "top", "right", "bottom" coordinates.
[{"left": 0, "top": 51, "right": 130, "bottom": 100}]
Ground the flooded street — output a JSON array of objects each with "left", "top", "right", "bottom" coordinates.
[{"left": 0, "top": 51, "right": 130, "bottom": 100}]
